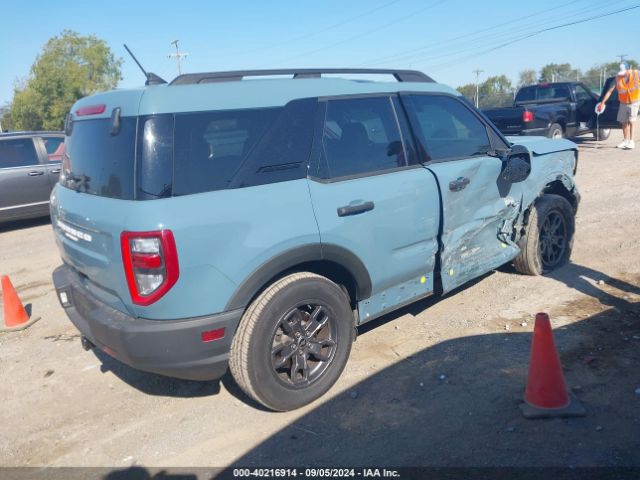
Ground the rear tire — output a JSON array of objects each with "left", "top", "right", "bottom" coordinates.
[
  {"left": 513, "top": 194, "right": 575, "bottom": 276},
  {"left": 229, "top": 272, "right": 354, "bottom": 411},
  {"left": 593, "top": 128, "right": 611, "bottom": 141},
  {"left": 547, "top": 123, "right": 563, "bottom": 139}
]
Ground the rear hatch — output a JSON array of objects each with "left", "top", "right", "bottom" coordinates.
[{"left": 51, "top": 89, "right": 145, "bottom": 316}]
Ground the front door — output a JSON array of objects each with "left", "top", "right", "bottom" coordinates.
[
  {"left": 307, "top": 95, "right": 440, "bottom": 322},
  {"left": 402, "top": 93, "right": 523, "bottom": 293},
  {"left": 597, "top": 77, "right": 621, "bottom": 129},
  {"left": 0, "top": 137, "right": 51, "bottom": 220}
]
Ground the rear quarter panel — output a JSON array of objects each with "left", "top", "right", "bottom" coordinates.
[{"left": 52, "top": 179, "right": 320, "bottom": 320}]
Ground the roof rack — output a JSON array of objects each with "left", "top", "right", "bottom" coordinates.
[{"left": 169, "top": 68, "right": 434, "bottom": 86}]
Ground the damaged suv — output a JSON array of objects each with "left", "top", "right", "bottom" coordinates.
[{"left": 52, "top": 68, "right": 579, "bottom": 411}]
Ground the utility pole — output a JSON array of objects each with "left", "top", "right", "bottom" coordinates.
[
  {"left": 617, "top": 54, "right": 627, "bottom": 64},
  {"left": 168, "top": 40, "right": 189, "bottom": 76},
  {"left": 473, "top": 69, "right": 483, "bottom": 108}
]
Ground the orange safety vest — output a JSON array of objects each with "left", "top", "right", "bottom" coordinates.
[{"left": 616, "top": 69, "right": 640, "bottom": 104}]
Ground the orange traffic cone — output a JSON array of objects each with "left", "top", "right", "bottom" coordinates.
[
  {"left": 520, "top": 312, "right": 586, "bottom": 419},
  {"left": 1, "top": 275, "right": 39, "bottom": 331}
]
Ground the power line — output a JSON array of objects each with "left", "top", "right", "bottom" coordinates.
[
  {"left": 419, "top": 3, "right": 640, "bottom": 74},
  {"left": 357, "top": 0, "right": 587, "bottom": 67},
  {"left": 371, "top": 0, "right": 624, "bottom": 68},
  {"left": 617, "top": 54, "right": 628, "bottom": 63},
  {"left": 214, "top": 0, "right": 403, "bottom": 60},
  {"left": 263, "top": 0, "right": 446, "bottom": 67}
]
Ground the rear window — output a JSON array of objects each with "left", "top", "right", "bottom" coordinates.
[
  {"left": 61, "top": 99, "right": 317, "bottom": 200},
  {"left": 515, "top": 87, "right": 535, "bottom": 103},
  {"left": 62, "top": 117, "right": 137, "bottom": 199}
]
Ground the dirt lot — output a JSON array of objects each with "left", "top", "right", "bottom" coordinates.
[{"left": 1, "top": 130, "right": 639, "bottom": 472}]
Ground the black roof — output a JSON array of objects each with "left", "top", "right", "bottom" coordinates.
[{"left": 170, "top": 68, "right": 434, "bottom": 86}]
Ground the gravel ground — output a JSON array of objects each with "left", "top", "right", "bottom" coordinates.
[{"left": 0, "top": 130, "right": 639, "bottom": 472}]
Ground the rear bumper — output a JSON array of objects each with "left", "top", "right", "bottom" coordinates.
[{"left": 52, "top": 264, "right": 242, "bottom": 381}]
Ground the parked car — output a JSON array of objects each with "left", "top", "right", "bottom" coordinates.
[
  {"left": 0, "top": 131, "right": 64, "bottom": 223},
  {"left": 482, "top": 81, "right": 613, "bottom": 140},
  {"left": 52, "top": 68, "right": 579, "bottom": 411}
]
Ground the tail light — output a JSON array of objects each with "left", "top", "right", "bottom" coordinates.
[
  {"left": 121, "top": 230, "right": 179, "bottom": 306},
  {"left": 76, "top": 104, "right": 106, "bottom": 116},
  {"left": 522, "top": 111, "right": 535, "bottom": 123}
]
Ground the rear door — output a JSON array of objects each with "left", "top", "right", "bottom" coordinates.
[
  {"left": 0, "top": 137, "right": 51, "bottom": 220},
  {"left": 402, "top": 93, "right": 522, "bottom": 293},
  {"left": 307, "top": 95, "right": 441, "bottom": 321}
]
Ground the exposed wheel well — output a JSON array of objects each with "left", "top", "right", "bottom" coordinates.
[
  {"left": 542, "top": 180, "right": 578, "bottom": 211},
  {"left": 518, "top": 181, "right": 578, "bottom": 239}
]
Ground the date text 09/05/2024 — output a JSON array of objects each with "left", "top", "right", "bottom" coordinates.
[{"left": 232, "top": 468, "right": 401, "bottom": 478}]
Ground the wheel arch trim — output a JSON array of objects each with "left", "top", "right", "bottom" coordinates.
[{"left": 224, "top": 243, "right": 372, "bottom": 311}]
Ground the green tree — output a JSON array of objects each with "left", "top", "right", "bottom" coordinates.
[
  {"left": 518, "top": 69, "right": 537, "bottom": 87},
  {"left": 457, "top": 83, "right": 477, "bottom": 103},
  {"left": 539, "top": 63, "right": 581, "bottom": 83},
  {"left": 8, "top": 30, "right": 122, "bottom": 131},
  {"left": 457, "top": 76, "right": 514, "bottom": 108},
  {"left": 583, "top": 59, "right": 639, "bottom": 92}
]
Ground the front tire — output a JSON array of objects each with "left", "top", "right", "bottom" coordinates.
[
  {"left": 229, "top": 272, "right": 354, "bottom": 411},
  {"left": 513, "top": 194, "right": 575, "bottom": 275}
]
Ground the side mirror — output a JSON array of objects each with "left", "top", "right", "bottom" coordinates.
[{"left": 501, "top": 145, "right": 531, "bottom": 183}]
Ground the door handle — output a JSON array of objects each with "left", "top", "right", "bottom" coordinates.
[
  {"left": 28, "top": 171, "right": 44, "bottom": 176},
  {"left": 337, "top": 201, "right": 375, "bottom": 217},
  {"left": 50, "top": 169, "right": 61, "bottom": 174},
  {"left": 449, "top": 177, "right": 470, "bottom": 192}
]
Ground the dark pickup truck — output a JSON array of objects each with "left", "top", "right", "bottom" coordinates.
[{"left": 483, "top": 81, "right": 614, "bottom": 140}]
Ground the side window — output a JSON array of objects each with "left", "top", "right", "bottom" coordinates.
[
  {"left": 575, "top": 85, "right": 593, "bottom": 103},
  {"left": 320, "top": 96, "right": 406, "bottom": 179},
  {"left": 538, "top": 85, "right": 570, "bottom": 101},
  {"left": 405, "top": 95, "right": 491, "bottom": 162},
  {"left": 0, "top": 139, "right": 40, "bottom": 168},
  {"left": 172, "top": 99, "right": 316, "bottom": 195},
  {"left": 173, "top": 107, "right": 280, "bottom": 195},
  {"left": 42, "top": 137, "right": 65, "bottom": 162}
]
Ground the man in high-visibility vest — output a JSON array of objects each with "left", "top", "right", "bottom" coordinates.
[{"left": 598, "top": 62, "right": 640, "bottom": 149}]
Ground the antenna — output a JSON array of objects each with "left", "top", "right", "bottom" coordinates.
[
  {"left": 168, "top": 40, "right": 189, "bottom": 76},
  {"left": 124, "top": 44, "right": 148, "bottom": 77},
  {"left": 123, "top": 44, "right": 167, "bottom": 86}
]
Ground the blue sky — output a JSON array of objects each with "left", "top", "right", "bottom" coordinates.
[{"left": 2, "top": 0, "right": 638, "bottom": 105}]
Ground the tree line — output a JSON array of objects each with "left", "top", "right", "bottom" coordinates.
[
  {"left": 458, "top": 61, "right": 638, "bottom": 109},
  {"left": 1, "top": 30, "right": 638, "bottom": 130}
]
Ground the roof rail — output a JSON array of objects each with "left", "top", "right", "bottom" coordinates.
[{"left": 169, "top": 68, "right": 434, "bottom": 86}]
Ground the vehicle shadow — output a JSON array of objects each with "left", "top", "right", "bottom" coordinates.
[
  {"left": 0, "top": 216, "right": 50, "bottom": 233},
  {"left": 87, "top": 272, "right": 495, "bottom": 403},
  {"left": 93, "top": 349, "right": 221, "bottom": 398},
  {"left": 227, "top": 294, "right": 640, "bottom": 468},
  {"left": 499, "top": 261, "right": 640, "bottom": 309}
]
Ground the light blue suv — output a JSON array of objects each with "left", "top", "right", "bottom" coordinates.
[{"left": 52, "top": 69, "right": 579, "bottom": 411}]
